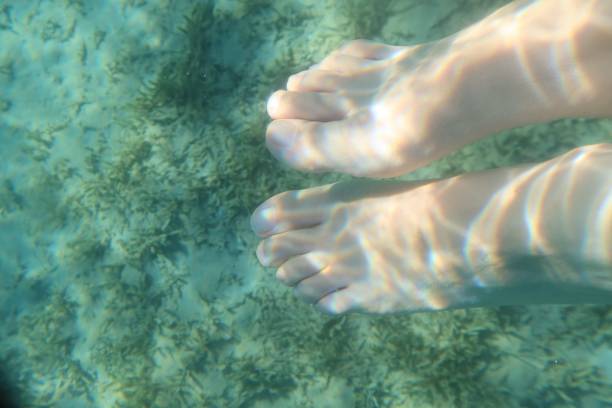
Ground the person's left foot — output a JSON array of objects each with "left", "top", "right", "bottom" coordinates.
[{"left": 265, "top": 39, "right": 485, "bottom": 178}]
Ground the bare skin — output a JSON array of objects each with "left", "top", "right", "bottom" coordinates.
[
  {"left": 253, "top": 0, "right": 612, "bottom": 314},
  {"left": 252, "top": 144, "right": 611, "bottom": 314},
  {"left": 266, "top": 0, "right": 612, "bottom": 178}
]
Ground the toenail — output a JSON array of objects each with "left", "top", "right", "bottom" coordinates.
[
  {"left": 256, "top": 242, "right": 270, "bottom": 266},
  {"left": 251, "top": 204, "right": 277, "bottom": 235},
  {"left": 267, "top": 121, "right": 297, "bottom": 150},
  {"left": 267, "top": 92, "right": 283, "bottom": 116}
]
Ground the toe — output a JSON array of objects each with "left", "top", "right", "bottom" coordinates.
[
  {"left": 267, "top": 112, "right": 396, "bottom": 177},
  {"left": 266, "top": 119, "right": 331, "bottom": 173},
  {"left": 319, "top": 282, "right": 415, "bottom": 314},
  {"left": 276, "top": 252, "right": 327, "bottom": 286},
  {"left": 293, "top": 266, "right": 353, "bottom": 304},
  {"left": 267, "top": 90, "right": 350, "bottom": 121},
  {"left": 287, "top": 68, "right": 384, "bottom": 93},
  {"left": 338, "top": 39, "right": 403, "bottom": 60},
  {"left": 256, "top": 228, "right": 320, "bottom": 267},
  {"left": 315, "top": 289, "right": 357, "bottom": 314},
  {"left": 251, "top": 189, "right": 329, "bottom": 237}
]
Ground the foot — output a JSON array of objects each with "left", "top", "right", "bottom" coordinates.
[
  {"left": 250, "top": 173, "right": 522, "bottom": 314},
  {"left": 266, "top": 39, "right": 477, "bottom": 178},
  {"left": 252, "top": 145, "right": 612, "bottom": 314},
  {"left": 265, "top": 2, "right": 583, "bottom": 178}
]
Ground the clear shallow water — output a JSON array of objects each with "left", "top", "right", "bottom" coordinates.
[{"left": 0, "top": 0, "right": 611, "bottom": 407}]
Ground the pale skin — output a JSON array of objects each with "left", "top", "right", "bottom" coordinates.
[{"left": 251, "top": 0, "right": 612, "bottom": 314}]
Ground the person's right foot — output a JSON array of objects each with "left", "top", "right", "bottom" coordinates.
[{"left": 251, "top": 144, "right": 612, "bottom": 314}]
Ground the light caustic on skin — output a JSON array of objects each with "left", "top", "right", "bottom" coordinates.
[{"left": 254, "top": 0, "right": 612, "bottom": 314}]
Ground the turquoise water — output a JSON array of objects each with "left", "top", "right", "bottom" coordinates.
[{"left": 0, "top": 0, "right": 611, "bottom": 407}]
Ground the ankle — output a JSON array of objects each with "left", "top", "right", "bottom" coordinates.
[{"left": 450, "top": 0, "right": 612, "bottom": 132}]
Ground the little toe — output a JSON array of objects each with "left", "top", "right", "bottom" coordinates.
[
  {"left": 315, "top": 289, "right": 357, "bottom": 314},
  {"left": 319, "top": 282, "right": 414, "bottom": 315},
  {"left": 267, "top": 90, "right": 349, "bottom": 121}
]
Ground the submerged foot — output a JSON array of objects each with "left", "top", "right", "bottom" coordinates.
[
  {"left": 266, "top": 2, "right": 582, "bottom": 178},
  {"left": 266, "top": 39, "right": 462, "bottom": 178},
  {"left": 253, "top": 143, "right": 612, "bottom": 314},
  {"left": 250, "top": 172, "right": 522, "bottom": 314}
]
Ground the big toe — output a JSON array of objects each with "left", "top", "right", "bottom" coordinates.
[{"left": 266, "top": 114, "right": 405, "bottom": 177}]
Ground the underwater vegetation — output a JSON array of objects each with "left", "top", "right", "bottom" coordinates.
[
  {"left": 1, "top": 0, "right": 611, "bottom": 407},
  {"left": 135, "top": 2, "right": 218, "bottom": 115},
  {"left": 125, "top": 1, "right": 337, "bottom": 244}
]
